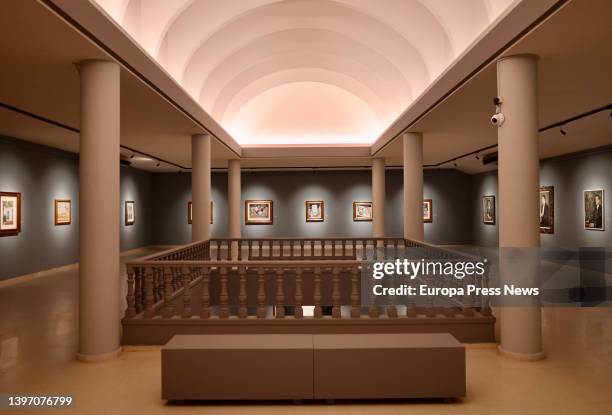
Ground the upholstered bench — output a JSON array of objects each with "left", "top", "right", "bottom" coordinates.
[
  {"left": 161, "top": 334, "right": 313, "bottom": 400},
  {"left": 313, "top": 333, "right": 465, "bottom": 399},
  {"left": 162, "top": 333, "right": 465, "bottom": 401}
]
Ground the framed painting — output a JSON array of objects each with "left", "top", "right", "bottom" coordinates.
[
  {"left": 125, "top": 201, "right": 135, "bottom": 226},
  {"left": 539, "top": 186, "right": 554, "bottom": 234},
  {"left": 353, "top": 201, "right": 373, "bottom": 222},
  {"left": 54, "top": 199, "right": 71, "bottom": 225},
  {"left": 305, "top": 200, "right": 324, "bottom": 222},
  {"left": 188, "top": 201, "right": 213, "bottom": 224},
  {"left": 482, "top": 195, "right": 495, "bottom": 225},
  {"left": 0, "top": 192, "right": 21, "bottom": 236},
  {"left": 423, "top": 199, "right": 433, "bottom": 223},
  {"left": 245, "top": 200, "right": 273, "bottom": 224},
  {"left": 584, "top": 189, "right": 604, "bottom": 231}
]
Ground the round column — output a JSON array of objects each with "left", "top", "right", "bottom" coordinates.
[
  {"left": 372, "top": 158, "right": 386, "bottom": 238},
  {"left": 497, "top": 54, "right": 544, "bottom": 360},
  {"left": 192, "top": 134, "right": 212, "bottom": 242},
  {"left": 403, "top": 132, "right": 424, "bottom": 241},
  {"left": 78, "top": 60, "right": 121, "bottom": 361},
  {"left": 228, "top": 159, "right": 241, "bottom": 259}
]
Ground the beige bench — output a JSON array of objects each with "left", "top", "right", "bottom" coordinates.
[{"left": 161, "top": 333, "right": 465, "bottom": 401}]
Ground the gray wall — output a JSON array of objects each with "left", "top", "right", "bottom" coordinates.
[
  {"left": 0, "top": 136, "right": 155, "bottom": 281},
  {"left": 470, "top": 146, "right": 612, "bottom": 248},
  {"left": 152, "top": 169, "right": 473, "bottom": 245}
]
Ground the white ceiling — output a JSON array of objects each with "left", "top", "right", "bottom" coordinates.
[{"left": 93, "top": 0, "right": 515, "bottom": 145}]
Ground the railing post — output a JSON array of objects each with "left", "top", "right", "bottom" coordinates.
[
  {"left": 342, "top": 240, "right": 346, "bottom": 257},
  {"left": 237, "top": 240, "right": 243, "bottom": 261},
  {"left": 143, "top": 268, "right": 155, "bottom": 318},
  {"left": 219, "top": 267, "right": 230, "bottom": 318},
  {"left": 238, "top": 266, "right": 248, "bottom": 318},
  {"left": 314, "top": 267, "right": 323, "bottom": 318},
  {"left": 248, "top": 240, "right": 253, "bottom": 260},
  {"left": 275, "top": 268, "right": 285, "bottom": 318},
  {"left": 300, "top": 240, "right": 305, "bottom": 258},
  {"left": 126, "top": 266, "right": 136, "bottom": 317},
  {"left": 294, "top": 268, "right": 303, "bottom": 319},
  {"left": 181, "top": 266, "right": 192, "bottom": 318},
  {"left": 332, "top": 267, "right": 341, "bottom": 318},
  {"left": 350, "top": 266, "right": 360, "bottom": 318},
  {"left": 362, "top": 239, "right": 367, "bottom": 261},
  {"left": 216, "top": 240, "right": 222, "bottom": 261},
  {"left": 257, "top": 268, "right": 266, "bottom": 318},
  {"left": 258, "top": 240, "right": 263, "bottom": 259},
  {"left": 331, "top": 240, "right": 336, "bottom": 257},
  {"left": 162, "top": 267, "right": 174, "bottom": 318},
  {"left": 200, "top": 267, "right": 210, "bottom": 319},
  {"left": 135, "top": 266, "right": 143, "bottom": 313}
]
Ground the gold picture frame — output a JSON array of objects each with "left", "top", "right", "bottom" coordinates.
[
  {"left": 245, "top": 200, "right": 273, "bottom": 225},
  {"left": 584, "top": 189, "right": 604, "bottom": 231},
  {"left": 539, "top": 186, "right": 554, "bottom": 234},
  {"left": 305, "top": 200, "right": 324, "bottom": 222},
  {"left": 125, "top": 201, "right": 135, "bottom": 226},
  {"left": 423, "top": 199, "right": 433, "bottom": 223},
  {"left": 482, "top": 196, "right": 495, "bottom": 225},
  {"left": 54, "top": 199, "right": 71, "bottom": 225},
  {"left": 353, "top": 201, "right": 372, "bottom": 222},
  {"left": 0, "top": 192, "right": 21, "bottom": 236}
]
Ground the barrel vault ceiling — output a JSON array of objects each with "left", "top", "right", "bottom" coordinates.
[{"left": 93, "top": 0, "right": 515, "bottom": 146}]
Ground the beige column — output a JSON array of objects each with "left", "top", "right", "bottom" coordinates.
[
  {"left": 78, "top": 60, "right": 121, "bottom": 361},
  {"left": 192, "top": 134, "right": 212, "bottom": 242},
  {"left": 403, "top": 132, "right": 424, "bottom": 241},
  {"left": 228, "top": 159, "right": 241, "bottom": 259},
  {"left": 372, "top": 158, "right": 386, "bottom": 238},
  {"left": 497, "top": 54, "right": 544, "bottom": 360}
]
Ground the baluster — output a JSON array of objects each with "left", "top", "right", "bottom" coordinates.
[
  {"left": 237, "top": 240, "right": 243, "bottom": 261},
  {"left": 227, "top": 240, "right": 232, "bottom": 260},
  {"left": 258, "top": 240, "right": 263, "bottom": 259},
  {"left": 313, "top": 267, "right": 322, "bottom": 318},
  {"left": 294, "top": 268, "right": 303, "bottom": 319},
  {"left": 238, "top": 266, "right": 248, "bottom": 318},
  {"left": 200, "top": 267, "right": 211, "bottom": 319},
  {"left": 153, "top": 267, "right": 161, "bottom": 302},
  {"left": 342, "top": 240, "right": 346, "bottom": 257},
  {"left": 275, "top": 268, "right": 285, "bottom": 318},
  {"left": 143, "top": 269, "right": 155, "bottom": 318},
  {"left": 332, "top": 268, "right": 341, "bottom": 318},
  {"left": 310, "top": 240, "right": 314, "bottom": 257},
  {"left": 280, "top": 240, "right": 284, "bottom": 258},
  {"left": 290, "top": 240, "right": 295, "bottom": 258},
  {"left": 332, "top": 240, "right": 336, "bottom": 257},
  {"left": 134, "top": 267, "right": 143, "bottom": 313},
  {"left": 362, "top": 240, "right": 367, "bottom": 261},
  {"left": 217, "top": 240, "right": 222, "bottom": 261},
  {"left": 256, "top": 268, "right": 266, "bottom": 318},
  {"left": 182, "top": 266, "right": 192, "bottom": 318},
  {"left": 248, "top": 240, "right": 253, "bottom": 260},
  {"left": 300, "top": 240, "right": 304, "bottom": 258},
  {"left": 219, "top": 267, "right": 230, "bottom": 318},
  {"left": 368, "top": 268, "right": 380, "bottom": 318},
  {"left": 351, "top": 240, "right": 356, "bottom": 259},
  {"left": 162, "top": 267, "right": 174, "bottom": 318},
  {"left": 322, "top": 240, "right": 326, "bottom": 257},
  {"left": 350, "top": 266, "right": 360, "bottom": 318},
  {"left": 126, "top": 266, "right": 136, "bottom": 317}
]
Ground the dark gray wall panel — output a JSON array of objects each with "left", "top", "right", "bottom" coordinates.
[
  {"left": 539, "top": 146, "right": 612, "bottom": 249},
  {"left": 0, "top": 136, "right": 155, "bottom": 281}
]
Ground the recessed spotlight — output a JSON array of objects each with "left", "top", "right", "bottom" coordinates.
[
  {"left": 475, "top": 155, "right": 480, "bottom": 160},
  {"left": 129, "top": 153, "right": 135, "bottom": 159},
  {"left": 453, "top": 162, "right": 458, "bottom": 167},
  {"left": 559, "top": 126, "right": 567, "bottom": 135},
  {"left": 156, "top": 162, "right": 161, "bottom": 167}
]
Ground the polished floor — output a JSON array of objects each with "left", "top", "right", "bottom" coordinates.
[{"left": 0, "top": 248, "right": 611, "bottom": 415}]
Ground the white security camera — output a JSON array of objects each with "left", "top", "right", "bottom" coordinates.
[{"left": 490, "top": 113, "right": 505, "bottom": 126}]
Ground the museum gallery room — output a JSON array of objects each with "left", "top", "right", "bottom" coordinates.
[{"left": 0, "top": 0, "right": 611, "bottom": 413}]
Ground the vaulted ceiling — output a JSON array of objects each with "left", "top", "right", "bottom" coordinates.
[{"left": 94, "top": 0, "right": 515, "bottom": 145}]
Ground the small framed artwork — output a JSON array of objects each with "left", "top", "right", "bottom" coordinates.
[
  {"left": 482, "top": 195, "right": 495, "bottom": 225},
  {"left": 423, "top": 199, "right": 433, "bottom": 223},
  {"left": 305, "top": 200, "right": 324, "bottom": 222},
  {"left": 188, "top": 201, "right": 213, "bottom": 224},
  {"left": 584, "top": 189, "right": 604, "bottom": 231},
  {"left": 125, "top": 201, "right": 135, "bottom": 226},
  {"left": 245, "top": 200, "right": 273, "bottom": 225},
  {"left": 0, "top": 192, "right": 21, "bottom": 236},
  {"left": 539, "top": 186, "right": 554, "bottom": 234},
  {"left": 353, "top": 201, "right": 373, "bottom": 222},
  {"left": 54, "top": 199, "right": 71, "bottom": 225}
]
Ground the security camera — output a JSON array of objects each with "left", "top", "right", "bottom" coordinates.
[{"left": 490, "top": 113, "right": 505, "bottom": 126}]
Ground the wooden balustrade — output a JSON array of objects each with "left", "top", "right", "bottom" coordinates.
[{"left": 208, "top": 237, "right": 408, "bottom": 261}]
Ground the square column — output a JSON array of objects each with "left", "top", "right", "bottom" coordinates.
[{"left": 371, "top": 158, "right": 386, "bottom": 238}]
